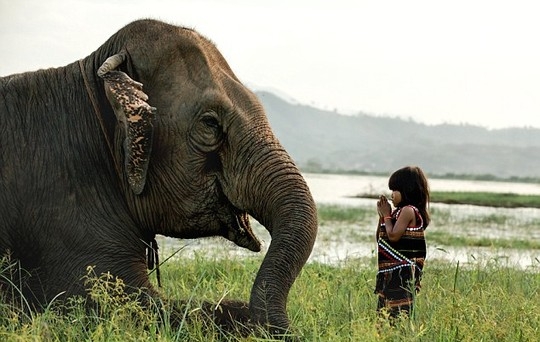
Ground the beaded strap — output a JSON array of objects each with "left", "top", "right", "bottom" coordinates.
[{"left": 377, "top": 239, "right": 422, "bottom": 274}]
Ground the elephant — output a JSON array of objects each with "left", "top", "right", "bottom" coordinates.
[{"left": 0, "top": 19, "right": 317, "bottom": 337}]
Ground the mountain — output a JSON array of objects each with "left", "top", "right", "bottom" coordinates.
[{"left": 255, "top": 90, "right": 540, "bottom": 179}]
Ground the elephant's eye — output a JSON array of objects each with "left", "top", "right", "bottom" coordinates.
[
  {"left": 202, "top": 114, "right": 220, "bottom": 130},
  {"left": 192, "top": 111, "right": 223, "bottom": 153}
]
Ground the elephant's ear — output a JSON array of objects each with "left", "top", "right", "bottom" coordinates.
[{"left": 98, "top": 52, "right": 156, "bottom": 195}]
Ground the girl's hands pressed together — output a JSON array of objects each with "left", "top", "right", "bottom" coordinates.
[{"left": 377, "top": 195, "right": 392, "bottom": 218}]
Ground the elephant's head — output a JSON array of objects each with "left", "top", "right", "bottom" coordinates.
[{"left": 95, "top": 20, "right": 317, "bottom": 334}]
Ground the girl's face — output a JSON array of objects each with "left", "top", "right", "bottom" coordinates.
[{"left": 391, "top": 190, "right": 402, "bottom": 206}]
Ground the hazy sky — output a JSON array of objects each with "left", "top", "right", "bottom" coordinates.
[{"left": 1, "top": 0, "right": 539, "bottom": 129}]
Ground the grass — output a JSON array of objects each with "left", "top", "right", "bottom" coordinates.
[
  {"left": 317, "top": 203, "right": 371, "bottom": 224},
  {"left": 0, "top": 201, "right": 538, "bottom": 340},
  {"left": 0, "top": 256, "right": 538, "bottom": 341},
  {"left": 430, "top": 191, "right": 540, "bottom": 208},
  {"left": 0, "top": 267, "right": 162, "bottom": 341},
  {"left": 426, "top": 231, "right": 540, "bottom": 250}
]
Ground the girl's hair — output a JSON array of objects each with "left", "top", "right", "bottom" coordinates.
[{"left": 388, "top": 166, "right": 430, "bottom": 228}]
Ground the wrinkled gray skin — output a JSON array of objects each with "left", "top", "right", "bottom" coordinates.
[{"left": 0, "top": 19, "right": 317, "bottom": 336}]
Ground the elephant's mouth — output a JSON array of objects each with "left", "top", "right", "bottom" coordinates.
[{"left": 223, "top": 208, "right": 261, "bottom": 252}]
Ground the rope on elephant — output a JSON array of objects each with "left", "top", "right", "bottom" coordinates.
[{"left": 147, "top": 238, "right": 161, "bottom": 287}]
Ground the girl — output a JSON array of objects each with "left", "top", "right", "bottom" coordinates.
[{"left": 375, "top": 166, "right": 430, "bottom": 318}]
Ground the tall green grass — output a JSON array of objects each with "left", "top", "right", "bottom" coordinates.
[
  {"left": 0, "top": 202, "right": 537, "bottom": 340},
  {"left": 0, "top": 256, "right": 538, "bottom": 341}
]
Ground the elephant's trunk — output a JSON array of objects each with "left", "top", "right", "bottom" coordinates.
[
  {"left": 250, "top": 176, "right": 317, "bottom": 334},
  {"left": 224, "top": 125, "right": 318, "bottom": 334}
]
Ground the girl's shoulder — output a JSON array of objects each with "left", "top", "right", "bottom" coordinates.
[
  {"left": 396, "top": 205, "right": 423, "bottom": 228},
  {"left": 395, "top": 205, "right": 418, "bottom": 216}
]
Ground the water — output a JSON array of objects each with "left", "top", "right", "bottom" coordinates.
[
  {"left": 157, "top": 173, "right": 540, "bottom": 271},
  {"left": 303, "top": 173, "right": 540, "bottom": 270}
]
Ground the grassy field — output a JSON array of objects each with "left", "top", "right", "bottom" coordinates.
[
  {"left": 0, "top": 201, "right": 539, "bottom": 341},
  {"left": 0, "top": 256, "right": 538, "bottom": 341}
]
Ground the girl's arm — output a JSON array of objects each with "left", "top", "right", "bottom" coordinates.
[{"left": 382, "top": 206, "right": 415, "bottom": 242}]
